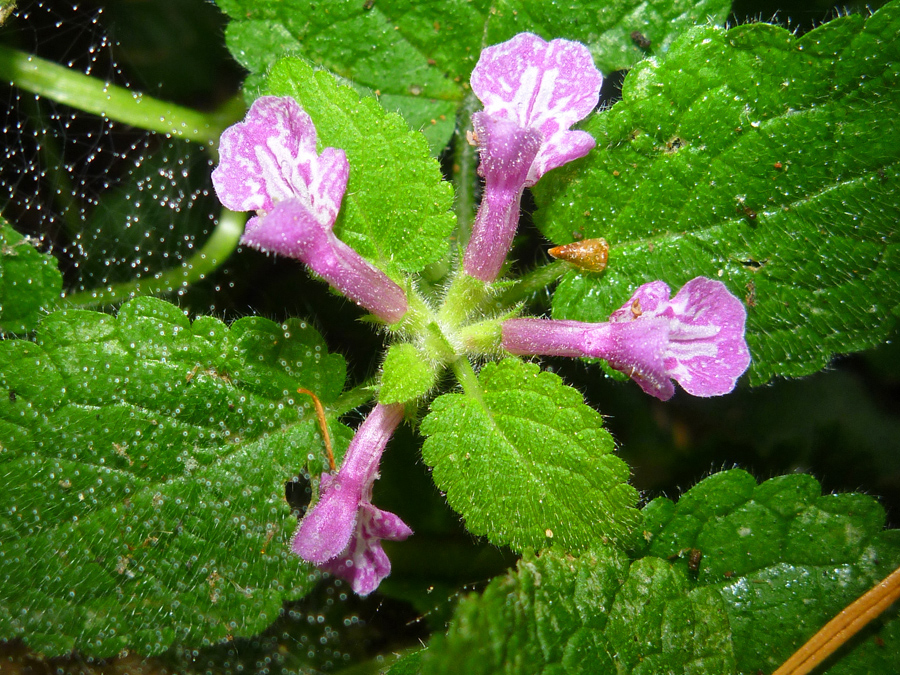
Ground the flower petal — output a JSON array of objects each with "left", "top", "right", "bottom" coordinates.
[
  {"left": 464, "top": 112, "right": 542, "bottom": 281},
  {"left": 663, "top": 277, "right": 751, "bottom": 396},
  {"left": 243, "top": 200, "right": 408, "bottom": 323},
  {"left": 211, "top": 96, "right": 348, "bottom": 225},
  {"left": 470, "top": 33, "right": 601, "bottom": 185},
  {"left": 609, "top": 280, "right": 672, "bottom": 322},
  {"left": 586, "top": 319, "right": 676, "bottom": 400},
  {"left": 292, "top": 473, "right": 362, "bottom": 565},
  {"left": 319, "top": 503, "right": 413, "bottom": 596}
]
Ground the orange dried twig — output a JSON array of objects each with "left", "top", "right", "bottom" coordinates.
[
  {"left": 297, "top": 388, "right": 335, "bottom": 471},
  {"left": 773, "top": 563, "right": 900, "bottom": 675}
]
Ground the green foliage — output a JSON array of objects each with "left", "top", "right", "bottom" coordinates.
[
  {"left": 420, "top": 471, "right": 900, "bottom": 674},
  {"left": 536, "top": 4, "right": 900, "bottom": 385},
  {"left": 483, "top": 0, "right": 732, "bottom": 74},
  {"left": 216, "top": 0, "right": 731, "bottom": 154},
  {"left": 0, "top": 297, "right": 348, "bottom": 656},
  {"left": 0, "top": 220, "right": 61, "bottom": 335},
  {"left": 420, "top": 358, "right": 640, "bottom": 552},
  {"left": 380, "top": 343, "right": 437, "bottom": 404},
  {"left": 642, "top": 469, "right": 900, "bottom": 674},
  {"left": 264, "top": 56, "right": 456, "bottom": 275}
]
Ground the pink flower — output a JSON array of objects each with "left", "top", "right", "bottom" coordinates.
[
  {"left": 292, "top": 403, "right": 412, "bottom": 596},
  {"left": 212, "top": 96, "right": 408, "bottom": 324},
  {"left": 502, "top": 278, "right": 751, "bottom": 400},
  {"left": 464, "top": 33, "right": 602, "bottom": 282}
]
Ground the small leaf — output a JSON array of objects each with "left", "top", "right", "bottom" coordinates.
[
  {"left": 0, "top": 220, "right": 61, "bottom": 334},
  {"left": 536, "top": 5, "right": 900, "bottom": 385},
  {"left": 380, "top": 343, "right": 437, "bottom": 404},
  {"left": 263, "top": 57, "right": 456, "bottom": 275},
  {"left": 0, "top": 297, "right": 348, "bottom": 656},
  {"left": 420, "top": 358, "right": 640, "bottom": 552}
]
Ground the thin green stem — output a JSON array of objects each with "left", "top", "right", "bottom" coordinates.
[
  {"left": 494, "top": 260, "right": 569, "bottom": 310},
  {"left": 0, "top": 44, "right": 244, "bottom": 145},
  {"left": 451, "top": 355, "right": 483, "bottom": 403},
  {"left": 332, "top": 379, "right": 378, "bottom": 417},
  {"left": 453, "top": 91, "right": 481, "bottom": 250},
  {"left": 60, "top": 208, "right": 246, "bottom": 308}
]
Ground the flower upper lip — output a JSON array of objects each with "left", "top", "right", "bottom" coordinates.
[{"left": 211, "top": 95, "right": 408, "bottom": 324}]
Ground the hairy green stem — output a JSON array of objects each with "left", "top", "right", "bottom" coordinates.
[
  {"left": 495, "top": 260, "right": 568, "bottom": 310},
  {"left": 61, "top": 208, "right": 246, "bottom": 308},
  {"left": 451, "top": 355, "right": 483, "bottom": 402},
  {"left": 453, "top": 91, "right": 481, "bottom": 250},
  {"left": 0, "top": 44, "right": 244, "bottom": 145},
  {"left": 332, "top": 380, "right": 378, "bottom": 417}
]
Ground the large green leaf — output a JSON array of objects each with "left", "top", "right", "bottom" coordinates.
[
  {"left": 536, "top": 4, "right": 900, "bottom": 385},
  {"left": 642, "top": 469, "right": 900, "bottom": 674},
  {"left": 0, "top": 297, "right": 348, "bottom": 656},
  {"left": 0, "top": 220, "right": 61, "bottom": 334},
  {"left": 264, "top": 57, "right": 456, "bottom": 276},
  {"left": 419, "top": 471, "right": 900, "bottom": 674},
  {"left": 420, "top": 358, "right": 640, "bottom": 552},
  {"left": 216, "top": 0, "right": 731, "bottom": 154}
]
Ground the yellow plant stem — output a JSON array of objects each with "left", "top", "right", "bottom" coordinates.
[
  {"left": 774, "top": 564, "right": 900, "bottom": 675},
  {"left": 297, "top": 388, "right": 335, "bottom": 471}
]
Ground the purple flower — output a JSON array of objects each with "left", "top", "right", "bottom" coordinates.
[
  {"left": 212, "top": 96, "right": 408, "bottom": 324},
  {"left": 464, "top": 33, "right": 602, "bottom": 282},
  {"left": 292, "top": 403, "right": 412, "bottom": 596},
  {"left": 502, "top": 277, "right": 751, "bottom": 400}
]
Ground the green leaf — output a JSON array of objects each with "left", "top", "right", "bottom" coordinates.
[
  {"left": 641, "top": 469, "right": 900, "bottom": 674},
  {"left": 535, "top": 5, "right": 900, "bottom": 385},
  {"left": 424, "top": 471, "right": 900, "bottom": 674},
  {"left": 483, "top": 0, "right": 732, "bottom": 74},
  {"left": 380, "top": 343, "right": 437, "bottom": 404},
  {"left": 0, "top": 220, "right": 62, "bottom": 335},
  {"left": 420, "top": 358, "right": 640, "bottom": 552},
  {"left": 0, "top": 297, "right": 348, "bottom": 656},
  {"left": 216, "top": 0, "right": 731, "bottom": 154},
  {"left": 422, "top": 546, "right": 736, "bottom": 674},
  {"left": 264, "top": 57, "right": 456, "bottom": 275}
]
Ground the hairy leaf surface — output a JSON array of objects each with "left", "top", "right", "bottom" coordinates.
[
  {"left": 421, "top": 471, "right": 900, "bottom": 674},
  {"left": 536, "top": 5, "right": 900, "bottom": 385},
  {"left": 217, "top": 0, "right": 731, "bottom": 154},
  {"left": 0, "top": 221, "right": 61, "bottom": 334},
  {"left": 0, "top": 297, "right": 348, "bottom": 656},
  {"left": 420, "top": 358, "right": 640, "bottom": 552}
]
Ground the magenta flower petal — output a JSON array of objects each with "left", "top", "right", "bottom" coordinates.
[
  {"left": 470, "top": 32, "right": 602, "bottom": 185},
  {"left": 212, "top": 96, "right": 346, "bottom": 223},
  {"left": 651, "top": 277, "right": 751, "bottom": 397},
  {"left": 464, "top": 33, "right": 601, "bottom": 282},
  {"left": 502, "top": 277, "right": 751, "bottom": 400},
  {"left": 212, "top": 96, "right": 408, "bottom": 323},
  {"left": 291, "top": 404, "right": 412, "bottom": 595},
  {"left": 320, "top": 502, "right": 414, "bottom": 596},
  {"left": 292, "top": 473, "right": 360, "bottom": 565},
  {"left": 246, "top": 200, "right": 408, "bottom": 324}
]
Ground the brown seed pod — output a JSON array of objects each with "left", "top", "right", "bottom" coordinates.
[{"left": 548, "top": 237, "right": 610, "bottom": 272}]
